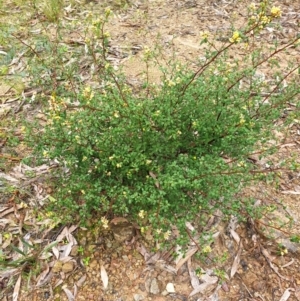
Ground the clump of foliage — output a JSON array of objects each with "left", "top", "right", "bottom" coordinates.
[{"left": 24, "top": 2, "right": 299, "bottom": 243}]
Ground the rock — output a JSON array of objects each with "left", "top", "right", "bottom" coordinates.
[
  {"left": 52, "top": 261, "right": 63, "bottom": 273},
  {"left": 161, "top": 290, "right": 169, "bottom": 296},
  {"left": 62, "top": 261, "right": 75, "bottom": 273},
  {"left": 133, "top": 294, "right": 144, "bottom": 301},
  {"left": 110, "top": 217, "right": 135, "bottom": 242},
  {"left": 150, "top": 278, "right": 161, "bottom": 294},
  {"left": 89, "top": 259, "right": 98, "bottom": 268},
  {"left": 277, "top": 238, "right": 300, "bottom": 254},
  {"left": 166, "top": 283, "right": 175, "bottom": 293}
]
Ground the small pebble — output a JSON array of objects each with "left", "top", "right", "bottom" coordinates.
[{"left": 166, "top": 282, "right": 175, "bottom": 293}]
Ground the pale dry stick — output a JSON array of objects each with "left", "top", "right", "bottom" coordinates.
[
  {"left": 227, "top": 36, "right": 300, "bottom": 93},
  {"left": 6, "top": 88, "right": 43, "bottom": 104},
  {"left": 180, "top": 20, "right": 299, "bottom": 98},
  {"left": 261, "top": 247, "right": 291, "bottom": 281},
  {"left": 10, "top": 33, "right": 40, "bottom": 58},
  {"left": 251, "top": 63, "right": 300, "bottom": 119}
]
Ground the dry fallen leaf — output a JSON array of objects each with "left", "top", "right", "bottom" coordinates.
[
  {"left": 59, "top": 242, "right": 73, "bottom": 259},
  {"left": 279, "top": 288, "right": 294, "bottom": 301},
  {"left": 76, "top": 274, "right": 87, "bottom": 287},
  {"left": 101, "top": 265, "right": 109, "bottom": 289},
  {"left": 0, "top": 268, "right": 19, "bottom": 278},
  {"left": 229, "top": 229, "right": 240, "bottom": 245},
  {"left": 189, "top": 279, "right": 218, "bottom": 297},
  {"left": 52, "top": 246, "right": 60, "bottom": 259},
  {"left": 136, "top": 243, "right": 151, "bottom": 261},
  {"left": 12, "top": 274, "right": 21, "bottom": 301},
  {"left": 230, "top": 242, "right": 243, "bottom": 278},
  {"left": 176, "top": 246, "right": 198, "bottom": 272},
  {"left": 149, "top": 171, "right": 160, "bottom": 188},
  {"left": 62, "top": 286, "right": 75, "bottom": 301},
  {"left": 155, "top": 260, "right": 177, "bottom": 274},
  {"left": 73, "top": 284, "right": 78, "bottom": 298},
  {"left": 187, "top": 257, "right": 218, "bottom": 297},
  {"left": 261, "top": 247, "right": 290, "bottom": 281},
  {"left": 187, "top": 257, "right": 200, "bottom": 289},
  {"left": 36, "top": 263, "right": 50, "bottom": 287}
]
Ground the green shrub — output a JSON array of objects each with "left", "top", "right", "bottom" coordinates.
[{"left": 26, "top": 2, "right": 299, "bottom": 243}]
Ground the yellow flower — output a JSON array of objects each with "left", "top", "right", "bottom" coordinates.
[
  {"left": 238, "top": 161, "right": 246, "bottom": 167},
  {"left": 229, "top": 31, "right": 241, "bottom": 43},
  {"left": 43, "top": 150, "right": 49, "bottom": 158},
  {"left": 103, "top": 32, "right": 110, "bottom": 38},
  {"left": 201, "top": 31, "right": 209, "bottom": 40},
  {"left": 144, "top": 46, "right": 150, "bottom": 55},
  {"left": 175, "top": 77, "right": 181, "bottom": 84},
  {"left": 3, "top": 233, "right": 10, "bottom": 239},
  {"left": 20, "top": 201, "right": 28, "bottom": 208},
  {"left": 138, "top": 210, "right": 146, "bottom": 219},
  {"left": 280, "top": 248, "right": 288, "bottom": 256},
  {"left": 261, "top": 16, "right": 270, "bottom": 24},
  {"left": 202, "top": 245, "right": 212, "bottom": 253},
  {"left": 156, "top": 228, "right": 162, "bottom": 234},
  {"left": 271, "top": 6, "right": 281, "bottom": 18},
  {"left": 116, "top": 163, "right": 122, "bottom": 168},
  {"left": 101, "top": 216, "right": 109, "bottom": 229},
  {"left": 239, "top": 114, "right": 245, "bottom": 125},
  {"left": 167, "top": 80, "right": 175, "bottom": 87},
  {"left": 164, "top": 230, "right": 171, "bottom": 240},
  {"left": 105, "top": 7, "right": 111, "bottom": 17},
  {"left": 83, "top": 86, "right": 91, "bottom": 97},
  {"left": 249, "top": 3, "right": 256, "bottom": 10}
]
